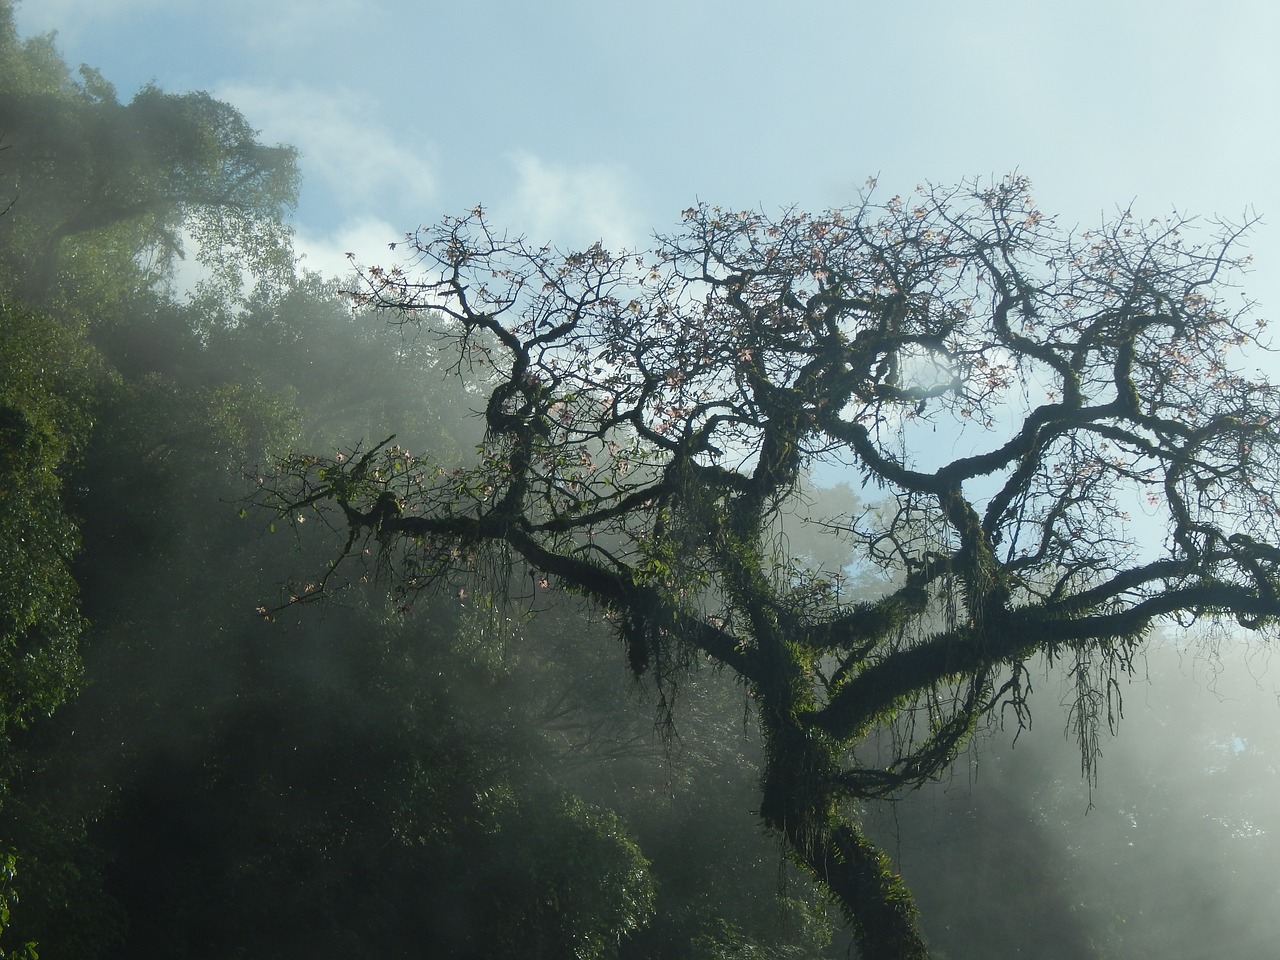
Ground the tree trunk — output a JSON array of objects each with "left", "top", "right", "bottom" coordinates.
[
  {"left": 799, "top": 821, "right": 930, "bottom": 960},
  {"left": 760, "top": 721, "right": 930, "bottom": 960}
]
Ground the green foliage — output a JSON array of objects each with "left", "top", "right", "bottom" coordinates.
[
  {"left": 39, "top": 589, "right": 657, "bottom": 960},
  {"left": 0, "top": 15, "right": 299, "bottom": 306},
  {"left": 0, "top": 2, "right": 75, "bottom": 98},
  {"left": 0, "top": 850, "right": 38, "bottom": 960},
  {"left": 692, "top": 908, "right": 833, "bottom": 960},
  {"left": 440, "top": 789, "right": 656, "bottom": 960},
  {"left": 528, "top": 795, "right": 657, "bottom": 960},
  {"left": 0, "top": 291, "right": 105, "bottom": 960},
  {"left": 207, "top": 272, "right": 478, "bottom": 458},
  {"left": 0, "top": 296, "right": 99, "bottom": 740}
]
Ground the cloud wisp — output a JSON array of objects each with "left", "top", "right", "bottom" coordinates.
[
  {"left": 216, "top": 80, "right": 440, "bottom": 232},
  {"left": 499, "top": 152, "right": 644, "bottom": 254}
]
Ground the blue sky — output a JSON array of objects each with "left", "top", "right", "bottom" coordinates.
[{"left": 14, "top": 0, "right": 1280, "bottom": 315}]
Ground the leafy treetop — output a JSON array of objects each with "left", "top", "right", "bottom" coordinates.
[{"left": 0, "top": 8, "right": 299, "bottom": 306}]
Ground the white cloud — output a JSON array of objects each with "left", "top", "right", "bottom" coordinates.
[
  {"left": 293, "top": 215, "right": 403, "bottom": 285},
  {"left": 12, "top": 0, "right": 171, "bottom": 38},
  {"left": 499, "top": 152, "right": 644, "bottom": 254},
  {"left": 215, "top": 80, "right": 439, "bottom": 227}
]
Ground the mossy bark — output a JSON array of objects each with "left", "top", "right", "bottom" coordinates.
[{"left": 759, "top": 720, "right": 930, "bottom": 960}]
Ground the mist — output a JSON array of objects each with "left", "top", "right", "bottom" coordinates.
[
  {"left": 873, "top": 639, "right": 1280, "bottom": 959},
  {"left": 3, "top": 6, "right": 1280, "bottom": 959}
]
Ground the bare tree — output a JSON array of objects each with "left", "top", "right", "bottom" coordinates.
[{"left": 257, "top": 175, "right": 1280, "bottom": 959}]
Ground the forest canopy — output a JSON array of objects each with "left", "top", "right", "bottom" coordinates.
[{"left": 0, "top": 8, "right": 297, "bottom": 307}]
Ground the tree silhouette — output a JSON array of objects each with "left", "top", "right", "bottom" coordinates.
[{"left": 258, "top": 176, "right": 1280, "bottom": 959}]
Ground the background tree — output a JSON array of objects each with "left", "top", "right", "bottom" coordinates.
[
  {"left": 261, "top": 178, "right": 1280, "bottom": 959},
  {"left": 0, "top": 296, "right": 97, "bottom": 740},
  {"left": 0, "top": 3, "right": 298, "bottom": 306},
  {"left": 0, "top": 293, "right": 101, "bottom": 960}
]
